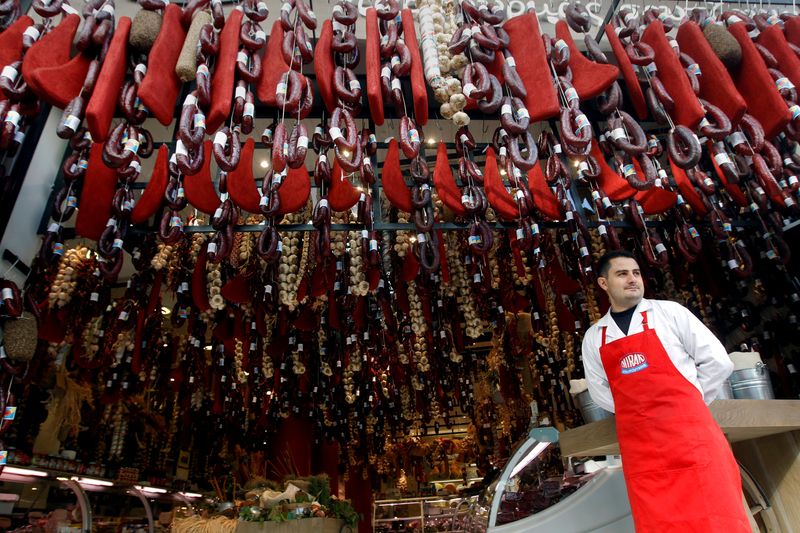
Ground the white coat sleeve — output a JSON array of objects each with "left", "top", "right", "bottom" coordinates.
[
  {"left": 672, "top": 303, "right": 734, "bottom": 404},
  {"left": 581, "top": 328, "right": 616, "bottom": 413}
]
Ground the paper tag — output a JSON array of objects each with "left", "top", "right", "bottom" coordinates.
[
  {"left": 686, "top": 63, "right": 701, "bottom": 76},
  {"left": 622, "top": 163, "right": 636, "bottom": 177},
  {"left": 196, "top": 64, "right": 209, "bottom": 77},
  {"left": 329, "top": 126, "right": 343, "bottom": 141},
  {"left": 777, "top": 77, "right": 795, "bottom": 91},
  {"left": 48, "top": 222, "right": 60, "bottom": 233},
  {"left": 213, "top": 131, "right": 227, "bottom": 147},
  {"left": 0, "top": 65, "right": 17, "bottom": 83},
  {"left": 515, "top": 107, "right": 530, "bottom": 120},
  {"left": 207, "top": 242, "right": 218, "bottom": 254},
  {"left": 237, "top": 51, "right": 249, "bottom": 64},
  {"left": 175, "top": 140, "right": 188, "bottom": 157},
  {"left": 610, "top": 127, "right": 626, "bottom": 141},
  {"left": 654, "top": 242, "right": 667, "bottom": 254},
  {"left": 243, "top": 102, "right": 255, "bottom": 117},
  {"left": 408, "top": 129, "right": 420, "bottom": 144},
  {"left": 100, "top": 3, "right": 114, "bottom": 16},
  {"left": 468, "top": 235, "right": 482, "bottom": 245},
  {"left": 713, "top": 152, "right": 731, "bottom": 166},
  {"left": 349, "top": 78, "right": 361, "bottom": 91},
  {"left": 63, "top": 115, "right": 80, "bottom": 132},
  {"left": 501, "top": 103, "right": 512, "bottom": 116},
  {"left": 235, "top": 85, "right": 247, "bottom": 100},
  {"left": 276, "top": 81, "right": 287, "bottom": 95},
  {"left": 727, "top": 259, "right": 739, "bottom": 269},
  {"left": 417, "top": 233, "right": 426, "bottom": 243},
  {"left": 790, "top": 105, "right": 800, "bottom": 120},
  {"left": 255, "top": 30, "right": 266, "bottom": 42},
  {"left": 555, "top": 39, "right": 568, "bottom": 54},
  {"left": 598, "top": 224, "right": 607, "bottom": 235},
  {"left": 462, "top": 83, "right": 476, "bottom": 98},
  {"left": 565, "top": 87, "right": 579, "bottom": 103},
  {"left": 391, "top": 77, "right": 401, "bottom": 91},
  {"left": 297, "top": 135, "right": 309, "bottom": 149}
]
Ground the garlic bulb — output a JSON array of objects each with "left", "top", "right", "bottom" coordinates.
[
  {"left": 445, "top": 233, "right": 483, "bottom": 338},
  {"left": 48, "top": 245, "right": 89, "bottom": 308},
  {"left": 151, "top": 243, "right": 173, "bottom": 271},
  {"left": 348, "top": 230, "right": 369, "bottom": 297},
  {"left": 206, "top": 257, "right": 225, "bottom": 311}
]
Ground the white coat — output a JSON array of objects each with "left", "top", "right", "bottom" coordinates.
[{"left": 581, "top": 298, "right": 734, "bottom": 413}]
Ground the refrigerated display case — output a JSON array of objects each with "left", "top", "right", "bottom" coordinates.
[
  {"left": 372, "top": 495, "right": 478, "bottom": 532},
  {"left": 0, "top": 465, "right": 202, "bottom": 532},
  {"left": 464, "top": 427, "right": 633, "bottom": 533}
]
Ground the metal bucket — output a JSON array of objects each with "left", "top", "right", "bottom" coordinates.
[
  {"left": 575, "top": 390, "right": 614, "bottom": 423},
  {"left": 715, "top": 380, "right": 734, "bottom": 400},
  {"left": 730, "top": 363, "right": 775, "bottom": 400}
]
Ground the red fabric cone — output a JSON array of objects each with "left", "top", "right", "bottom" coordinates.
[
  {"left": 207, "top": 9, "right": 242, "bottom": 133},
  {"left": 184, "top": 140, "right": 220, "bottom": 214},
  {"left": 676, "top": 21, "right": 747, "bottom": 128},
  {"left": 29, "top": 52, "right": 92, "bottom": 108},
  {"left": 313, "top": 19, "right": 336, "bottom": 114},
  {"left": 221, "top": 274, "right": 251, "bottom": 304},
  {"left": 728, "top": 22, "right": 791, "bottom": 139},
  {"left": 365, "top": 9, "right": 384, "bottom": 125},
  {"left": 555, "top": 21, "right": 618, "bottom": 100},
  {"left": 590, "top": 141, "right": 636, "bottom": 201},
  {"left": 227, "top": 138, "right": 259, "bottom": 213},
  {"left": 432, "top": 141, "right": 466, "bottom": 216},
  {"left": 191, "top": 243, "right": 211, "bottom": 312},
  {"left": 139, "top": 4, "right": 187, "bottom": 126},
  {"left": 669, "top": 156, "right": 709, "bottom": 215},
  {"left": 641, "top": 20, "right": 704, "bottom": 128},
  {"left": 505, "top": 13, "right": 560, "bottom": 121},
  {"left": 278, "top": 164, "right": 311, "bottom": 215},
  {"left": 633, "top": 159, "right": 677, "bottom": 214},
  {"left": 131, "top": 144, "right": 169, "bottom": 224},
  {"left": 606, "top": 23, "right": 648, "bottom": 120},
  {"left": 483, "top": 147, "right": 518, "bottom": 221},
  {"left": 528, "top": 163, "right": 562, "bottom": 220},
  {"left": 401, "top": 8, "right": 428, "bottom": 125},
  {"left": 758, "top": 24, "right": 800, "bottom": 89},
  {"left": 402, "top": 249, "right": 419, "bottom": 282},
  {"left": 0, "top": 16, "right": 33, "bottom": 78},
  {"left": 382, "top": 139, "right": 412, "bottom": 212},
  {"left": 22, "top": 14, "right": 78, "bottom": 97},
  {"left": 75, "top": 143, "right": 118, "bottom": 241},
  {"left": 86, "top": 17, "right": 131, "bottom": 141},
  {"left": 786, "top": 16, "right": 800, "bottom": 47},
  {"left": 328, "top": 158, "right": 360, "bottom": 211}
]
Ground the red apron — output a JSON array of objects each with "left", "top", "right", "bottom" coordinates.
[{"left": 600, "top": 311, "right": 749, "bottom": 532}]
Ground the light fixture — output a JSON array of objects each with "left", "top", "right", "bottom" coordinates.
[
  {"left": 509, "top": 441, "right": 550, "bottom": 478},
  {"left": 342, "top": 150, "right": 351, "bottom": 157},
  {"left": 161, "top": 306, "right": 171, "bottom": 316},
  {"left": 204, "top": 345, "right": 212, "bottom": 351},
  {"left": 260, "top": 160, "right": 269, "bottom": 169},
  {"left": 169, "top": 378, "right": 175, "bottom": 382},
  {"left": 135, "top": 485, "right": 168, "bottom": 494},
  {"left": 427, "top": 137, "right": 436, "bottom": 145},
  {"left": 72, "top": 476, "right": 113, "bottom": 487},
  {"left": 179, "top": 491, "right": 203, "bottom": 499},
  {"left": 3, "top": 467, "right": 48, "bottom": 477}
]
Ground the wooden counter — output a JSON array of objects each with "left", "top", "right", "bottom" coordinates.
[
  {"left": 559, "top": 399, "right": 800, "bottom": 457},
  {"left": 560, "top": 400, "right": 800, "bottom": 532}
]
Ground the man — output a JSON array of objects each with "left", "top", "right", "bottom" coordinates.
[{"left": 581, "top": 250, "right": 749, "bottom": 532}]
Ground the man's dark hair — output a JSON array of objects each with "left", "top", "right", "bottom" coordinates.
[{"left": 598, "top": 250, "right": 637, "bottom": 278}]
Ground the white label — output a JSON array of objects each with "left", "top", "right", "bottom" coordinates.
[
  {"left": 184, "top": 94, "right": 197, "bottom": 107},
  {"left": 297, "top": 135, "right": 309, "bottom": 149},
  {"left": 501, "top": 104, "right": 512, "bottom": 115},
  {"left": 553, "top": 143, "right": 562, "bottom": 154},
  {"left": 0, "top": 65, "right": 17, "bottom": 83},
  {"left": 237, "top": 51, "right": 249, "bottom": 64},
  {"left": 727, "top": 259, "right": 739, "bottom": 269},
  {"left": 48, "top": 222, "right": 61, "bottom": 233},
  {"left": 193, "top": 113, "right": 205, "bottom": 129},
  {"left": 175, "top": 140, "right": 188, "bottom": 156},
  {"left": 565, "top": 87, "right": 578, "bottom": 102},
  {"left": 417, "top": 233, "right": 426, "bottom": 243},
  {"left": 505, "top": 56, "right": 516, "bottom": 68},
  {"left": 255, "top": 30, "right": 266, "bottom": 41},
  {"left": 134, "top": 63, "right": 147, "bottom": 76},
  {"left": 598, "top": 224, "right": 607, "bottom": 235},
  {"left": 610, "top": 127, "right": 626, "bottom": 141},
  {"left": 714, "top": 152, "right": 731, "bottom": 166},
  {"left": 349, "top": 79, "right": 361, "bottom": 91},
  {"left": 119, "top": 311, "right": 129, "bottom": 321},
  {"left": 23, "top": 25, "right": 40, "bottom": 41},
  {"left": 728, "top": 131, "right": 746, "bottom": 146},
  {"left": 64, "top": 115, "right": 80, "bottom": 131},
  {"left": 235, "top": 86, "right": 246, "bottom": 100},
  {"left": 101, "top": 3, "right": 114, "bottom": 16},
  {"left": 655, "top": 243, "right": 667, "bottom": 254},
  {"left": 1, "top": 288, "right": 13, "bottom": 300},
  {"left": 381, "top": 66, "right": 391, "bottom": 79},
  {"left": 213, "top": 131, "right": 227, "bottom": 147},
  {"left": 329, "top": 126, "right": 343, "bottom": 141},
  {"left": 391, "top": 78, "right": 401, "bottom": 90},
  {"left": 462, "top": 83, "right": 476, "bottom": 98},
  {"left": 243, "top": 102, "right": 255, "bottom": 117}
]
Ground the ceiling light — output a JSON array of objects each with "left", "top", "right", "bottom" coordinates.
[
  {"left": 260, "top": 160, "right": 269, "bottom": 168},
  {"left": 135, "top": 485, "right": 167, "bottom": 494},
  {"left": 180, "top": 492, "right": 203, "bottom": 499},
  {"left": 161, "top": 306, "right": 171, "bottom": 315}
]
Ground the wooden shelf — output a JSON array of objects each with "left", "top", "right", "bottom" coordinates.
[{"left": 559, "top": 400, "right": 800, "bottom": 457}]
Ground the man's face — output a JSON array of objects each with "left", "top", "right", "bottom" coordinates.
[{"left": 598, "top": 257, "right": 644, "bottom": 311}]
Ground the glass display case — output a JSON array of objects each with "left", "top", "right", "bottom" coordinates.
[
  {"left": 372, "top": 495, "right": 478, "bottom": 532},
  {"left": 0, "top": 465, "right": 203, "bottom": 532},
  {"left": 463, "top": 427, "right": 631, "bottom": 532}
]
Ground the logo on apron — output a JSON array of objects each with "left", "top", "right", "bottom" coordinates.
[{"left": 620, "top": 352, "right": 648, "bottom": 374}]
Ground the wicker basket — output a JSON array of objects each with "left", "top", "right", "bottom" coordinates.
[{"left": 235, "top": 517, "right": 346, "bottom": 533}]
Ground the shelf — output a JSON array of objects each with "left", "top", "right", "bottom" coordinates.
[{"left": 559, "top": 399, "right": 800, "bottom": 457}]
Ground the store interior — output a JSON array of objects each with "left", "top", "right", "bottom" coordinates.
[{"left": 0, "top": 0, "right": 799, "bottom": 531}]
